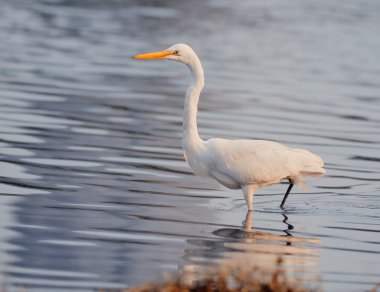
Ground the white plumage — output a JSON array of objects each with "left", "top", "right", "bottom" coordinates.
[{"left": 133, "top": 43, "right": 325, "bottom": 210}]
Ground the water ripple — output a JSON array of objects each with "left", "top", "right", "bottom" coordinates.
[{"left": 0, "top": 0, "right": 379, "bottom": 291}]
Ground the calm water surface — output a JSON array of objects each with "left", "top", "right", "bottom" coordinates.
[{"left": 0, "top": 0, "right": 379, "bottom": 291}]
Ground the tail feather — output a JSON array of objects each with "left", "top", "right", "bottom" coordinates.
[
  {"left": 292, "top": 176, "right": 309, "bottom": 191},
  {"left": 292, "top": 149, "right": 324, "bottom": 171},
  {"left": 289, "top": 148, "right": 325, "bottom": 191}
]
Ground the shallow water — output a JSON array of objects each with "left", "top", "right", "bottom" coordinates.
[{"left": 0, "top": 0, "right": 379, "bottom": 291}]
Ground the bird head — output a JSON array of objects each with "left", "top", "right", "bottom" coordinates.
[{"left": 133, "top": 43, "right": 197, "bottom": 65}]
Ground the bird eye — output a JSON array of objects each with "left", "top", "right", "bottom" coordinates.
[{"left": 174, "top": 50, "right": 179, "bottom": 55}]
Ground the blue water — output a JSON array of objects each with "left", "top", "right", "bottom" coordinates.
[{"left": 0, "top": 0, "right": 379, "bottom": 291}]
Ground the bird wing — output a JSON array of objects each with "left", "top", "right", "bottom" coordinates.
[{"left": 206, "top": 138, "right": 294, "bottom": 186}]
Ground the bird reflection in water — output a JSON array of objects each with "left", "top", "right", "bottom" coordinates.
[
  {"left": 181, "top": 211, "right": 321, "bottom": 286},
  {"left": 224, "top": 211, "right": 320, "bottom": 260},
  {"left": 282, "top": 213, "right": 294, "bottom": 238}
]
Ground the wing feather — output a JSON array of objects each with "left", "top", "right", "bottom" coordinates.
[{"left": 205, "top": 138, "right": 324, "bottom": 187}]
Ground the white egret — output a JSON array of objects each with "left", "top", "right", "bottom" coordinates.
[{"left": 133, "top": 44, "right": 325, "bottom": 210}]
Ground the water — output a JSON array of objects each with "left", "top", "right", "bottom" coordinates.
[{"left": 0, "top": 0, "right": 379, "bottom": 291}]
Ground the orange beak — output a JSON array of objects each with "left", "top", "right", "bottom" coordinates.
[{"left": 133, "top": 50, "right": 175, "bottom": 60}]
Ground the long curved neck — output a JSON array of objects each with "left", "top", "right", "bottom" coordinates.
[{"left": 182, "top": 55, "right": 205, "bottom": 155}]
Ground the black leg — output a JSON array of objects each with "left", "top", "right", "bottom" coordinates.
[{"left": 280, "top": 180, "right": 294, "bottom": 207}]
